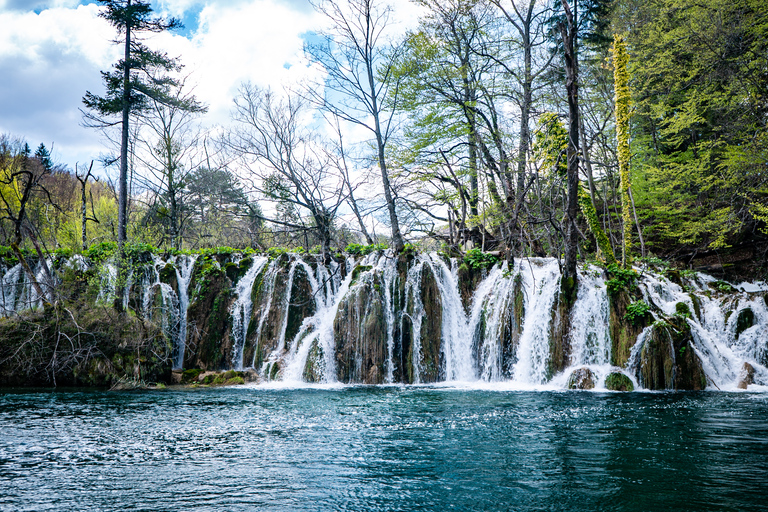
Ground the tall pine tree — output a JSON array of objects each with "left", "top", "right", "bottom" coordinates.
[{"left": 82, "top": 0, "right": 202, "bottom": 310}]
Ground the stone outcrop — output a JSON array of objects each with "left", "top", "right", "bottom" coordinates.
[{"left": 567, "top": 367, "right": 595, "bottom": 389}]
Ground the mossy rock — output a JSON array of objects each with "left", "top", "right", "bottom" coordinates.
[
  {"left": 302, "top": 339, "right": 324, "bottom": 383},
  {"left": 158, "top": 263, "right": 177, "bottom": 288},
  {"left": 350, "top": 265, "right": 372, "bottom": 284},
  {"left": 605, "top": 372, "right": 634, "bottom": 391},
  {"left": 181, "top": 368, "right": 204, "bottom": 383},
  {"left": 688, "top": 293, "right": 702, "bottom": 321},
  {"left": 675, "top": 302, "right": 692, "bottom": 319},
  {"left": 609, "top": 289, "right": 647, "bottom": 367},
  {"left": 735, "top": 308, "right": 754, "bottom": 339},
  {"left": 567, "top": 367, "right": 595, "bottom": 390}
]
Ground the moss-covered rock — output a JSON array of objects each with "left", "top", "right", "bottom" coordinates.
[
  {"left": 639, "top": 319, "right": 707, "bottom": 390},
  {"left": 609, "top": 288, "right": 648, "bottom": 367},
  {"left": 334, "top": 272, "right": 388, "bottom": 384},
  {"left": 184, "top": 259, "right": 234, "bottom": 371},
  {"left": 605, "top": 372, "right": 634, "bottom": 391},
  {"left": 158, "top": 262, "right": 178, "bottom": 291},
  {"left": 735, "top": 308, "right": 754, "bottom": 339},
  {"left": 411, "top": 263, "right": 443, "bottom": 383},
  {"left": 548, "top": 278, "right": 573, "bottom": 380},
  {"left": 302, "top": 338, "right": 324, "bottom": 383}
]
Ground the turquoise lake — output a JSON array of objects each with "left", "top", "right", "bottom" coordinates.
[{"left": 1, "top": 387, "right": 767, "bottom": 511}]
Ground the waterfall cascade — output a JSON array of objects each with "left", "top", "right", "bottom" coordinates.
[{"left": 1, "top": 250, "right": 766, "bottom": 390}]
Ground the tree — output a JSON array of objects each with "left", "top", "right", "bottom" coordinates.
[
  {"left": 306, "top": 0, "right": 405, "bottom": 252},
  {"left": 626, "top": 0, "right": 768, "bottom": 254},
  {"left": 556, "top": 0, "right": 581, "bottom": 296},
  {"left": 228, "top": 85, "right": 344, "bottom": 262},
  {"left": 0, "top": 136, "right": 57, "bottom": 304},
  {"left": 133, "top": 83, "right": 207, "bottom": 250},
  {"left": 82, "top": 0, "right": 201, "bottom": 309}
]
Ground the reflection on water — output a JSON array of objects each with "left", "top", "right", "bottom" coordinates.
[{"left": 1, "top": 387, "right": 767, "bottom": 511}]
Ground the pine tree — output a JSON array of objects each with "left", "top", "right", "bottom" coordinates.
[{"left": 82, "top": 0, "right": 202, "bottom": 311}]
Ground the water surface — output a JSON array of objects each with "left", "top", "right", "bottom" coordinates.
[{"left": 1, "top": 387, "right": 767, "bottom": 511}]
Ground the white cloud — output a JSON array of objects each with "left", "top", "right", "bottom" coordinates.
[{"left": 0, "top": 0, "right": 425, "bottom": 171}]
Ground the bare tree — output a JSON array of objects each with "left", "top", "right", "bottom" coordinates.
[
  {"left": 305, "top": 0, "right": 405, "bottom": 252},
  {"left": 75, "top": 161, "right": 100, "bottom": 251},
  {"left": 133, "top": 83, "right": 207, "bottom": 250},
  {"left": 228, "top": 85, "right": 345, "bottom": 263}
]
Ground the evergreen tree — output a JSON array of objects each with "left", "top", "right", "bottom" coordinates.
[{"left": 82, "top": 0, "right": 202, "bottom": 310}]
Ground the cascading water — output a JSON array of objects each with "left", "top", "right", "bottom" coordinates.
[
  {"left": 0, "top": 250, "right": 766, "bottom": 391},
  {"left": 426, "top": 254, "right": 475, "bottom": 382},
  {"left": 631, "top": 270, "right": 768, "bottom": 390},
  {"left": 231, "top": 256, "right": 269, "bottom": 370},
  {"left": 511, "top": 258, "right": 562, "bottom": 386}
]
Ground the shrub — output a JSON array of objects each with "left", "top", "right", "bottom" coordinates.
[
  {"left": 463, "top": 248, "right": 498, "bottom": 271},
  {"left": 624, "top": 300, "right": 650, "bottom": 325}
]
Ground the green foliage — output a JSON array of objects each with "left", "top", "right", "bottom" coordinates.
[
  {"left": 85, "top": 241, "right": 117, "bottom": 263},
  {"left": 124, "top": 241, "right": 157, "bottom": 259},
  {"left": 675, "top": 302, "right": 692, "bottom": 319},
  {"left": 345, "top": 243, "right": 388, "bottom": 256},
  {"left": 624, "top": 300, "right": 650, "bottom": 326},
  {"left": 629, "top": 0, "right": 768, "bottom": 252},
  {"left": 463, "top": 249, "right": 499, "bottom": 271},
  {"left": 578, "top": 187, "right": 616, "bottom": 265},
  {"left": 534, "top": 113, "right": 567, "bottom": 177},
  {"left": 605, "top": 263, "right": 638, "bottom": 294},
  {"left": 266, "top": 247, "right": 288, "bottom": 259}
]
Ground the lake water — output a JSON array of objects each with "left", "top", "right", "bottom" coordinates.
[{"left": 1, "top": 386, "right": 767, "bottom": 511}]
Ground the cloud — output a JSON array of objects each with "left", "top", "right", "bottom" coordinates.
[
  {"left": 0, "top": 0, "right": 424, "bottom": 171},
  {"left": 0, "top": 4, "right": 117, "bottom": 166}
]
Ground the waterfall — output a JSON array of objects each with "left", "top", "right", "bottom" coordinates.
[
  {"left": 172, "top": 254, "right": 197, "bottom": 369},
  {"left": 569, "top": 265, "right": 611, "bottom": 366},
  {"left": 0, "top": 264, "right": 23, "bottom": 316},
  {"left": 230, "top": 256, "right": 269, "bottom": 370},
  {"left": 281, "top": 256, "right": 354, "bottom": 383},
  {"left": 511, "top": 258, "right": 562, "bottom": 385},
  {"left": 427, "top": 255, "right": 475, "bottom": 382},
  {"left": 0, "top": 250, "right": 766, "bottom": 390}
]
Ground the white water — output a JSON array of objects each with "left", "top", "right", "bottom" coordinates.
[
  {"left": 1, "top": 252, "right": 767, "bottom": 391},
  {"left": 231, "top": 256, "right": 269, "bottom": 370},
  {"left": 173, "top": 254, "right": 198, "bottom": 369}
]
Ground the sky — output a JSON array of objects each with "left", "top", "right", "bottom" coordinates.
[{"left": 0, "top": 0, "right": 422, "bottom": 172}]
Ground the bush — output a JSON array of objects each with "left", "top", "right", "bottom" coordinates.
[
  {"left": 463, "top": 248, "right": 499, "bottom": 271},
  {"left": 606, "top": 263, "right": 638, "bottom": 294},
  {"left": 624, "top": 300, "right": 650, "bottom": 325},
  {"left": 345, "top": 243, "right": 388, "bottom": 256}
]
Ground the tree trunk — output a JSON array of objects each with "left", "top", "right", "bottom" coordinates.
[
  {"left": 115, "top": 0, "right": 132, "bottom": 312},
  {"left": 367, "top": 59, "right": 404, "bottom": 253},
  {"left": 560, "top": 0, "right": 580, "bottom": 300}
]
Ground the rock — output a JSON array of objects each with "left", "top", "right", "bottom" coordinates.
[
  {"left": 567, "top": 367, "right": 595, "bottom": 390},
  {"left": 609, "top": 289, "right": 648, "bottom": 367},
  {"left": 735, "top": 308, "right": 754, "bottom": 339},
  {"left": 639, "top": 320, "right": 707, "bottom": 390},
  {"left": 736, "top": 362, "right": 755, "bottom": 389},
  {"left": 605, "top": 372, "right": 634, "bottom": 391},
  {"left": 334, "top": 271, "right": 388, "bottom": 384}
]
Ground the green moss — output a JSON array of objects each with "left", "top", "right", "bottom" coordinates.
[
  {"left": 351, "top": 265, "right": 372, "bottom": 283},
  {"left": 269, "top": 362, "right": 279, "bottom": 380},
  {"left": 735, "top": 308, "right": 754, "bottom": 339},
  {"left": 159, "top": 263, "right": 176, "bottom": 285},
  {"left": 605, "top": 372, "right": 634, "bottom": 391},
  {"left": 675, "top": 302, "right": 692, "bottom": 319},
  {"left": 181, "top": 368, "right": 204, "bottom": 383}
]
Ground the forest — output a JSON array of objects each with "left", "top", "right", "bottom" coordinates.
[{"left": 0, "top": 0, "right": 766, "bottom": 387}]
